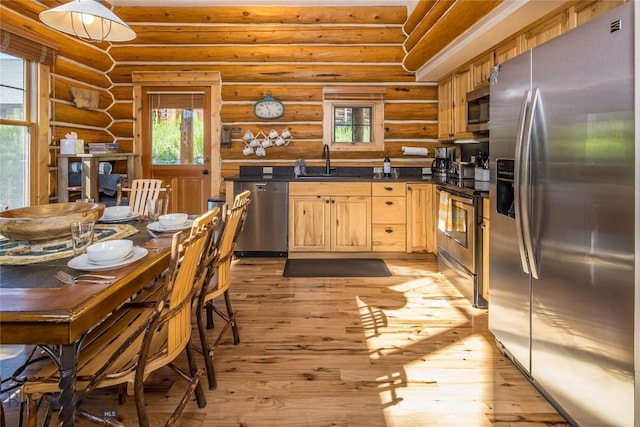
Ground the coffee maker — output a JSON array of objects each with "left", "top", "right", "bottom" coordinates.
[{"left": 431, "top": 147, "right": 455, "bottom": 177}]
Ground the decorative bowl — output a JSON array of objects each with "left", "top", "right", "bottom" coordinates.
[
  {"left": 158, "top": 213, "right": 188, "bottom": 228},
  {"left": 0, "top": 202, "right": 105, "bottom": 241},
  {"left": 86, "top": 239, "right": 133, "bottom": 264},
  {"left": 102, "top": 206, "right": 131, "bottom": 220}
]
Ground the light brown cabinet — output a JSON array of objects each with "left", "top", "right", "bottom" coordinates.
[
  {"left": 437, "top": 75, "right": 454, "bottom": 140},
  {"left": 372, "top": 182, "right": 406, "bottom": 252},
  {"left": 288, "top": 182, "right": 371, "bottom": 252},
  {"left": 438, "top": 69, "right": 473, "bottom": 141},
  {"left": 523, "top": 10, "right": 569, "bottom": 51},
  {"left": 471, "top": 52, "right": 494, "bottom": 89},
  {"left": 406, "top": 183, "right": 436, "bottom": 254},
  {"left": 494, "top": 36, "right": 523, "bottom": 66}
]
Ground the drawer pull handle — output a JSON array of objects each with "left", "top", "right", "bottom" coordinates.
[
  {"left": 385, "top": 201, "right": 393, "bottom": 206},
  {"left": 384, "top": 186, "right": 393, "bottom": 191},
  {"left": 385, "top": 228, "right": 393, "bottom": 233}
]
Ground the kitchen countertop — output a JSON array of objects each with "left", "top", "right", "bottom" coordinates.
[{"left": 227, "top": 166, "right": 489, "bottom": 198}]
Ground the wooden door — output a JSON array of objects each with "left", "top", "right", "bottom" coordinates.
[
  {"left": 288, "top": 196, "right": 330, "bottom": 252},
  {"left": 141, "top": 87, "right": 212, "bottom": 215},
  {"left": 331, "top": 196, "right": 371, "bottom": 252}
]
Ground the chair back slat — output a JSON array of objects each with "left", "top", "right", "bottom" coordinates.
[
  {"left": 117, "top": 179, "right": 171, "bottom": 217},
  {"left": 146, "top": 223, "right": 210, "bottom": 370}
]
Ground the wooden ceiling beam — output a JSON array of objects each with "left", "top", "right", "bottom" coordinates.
[
  {"left": 403, "top": 0, "right": 503, "bottom": 72},
  {"left": 115, "top": 5, "right": 406, "bottom": 25}
]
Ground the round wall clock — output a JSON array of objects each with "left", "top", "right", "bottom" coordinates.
[{"left": 253, "top": 91, "right": 284, "bottom": 120}]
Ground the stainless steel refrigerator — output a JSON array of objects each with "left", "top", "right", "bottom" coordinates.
[{"left": 488, "top": 3, "right": 635, "bottom": 426}]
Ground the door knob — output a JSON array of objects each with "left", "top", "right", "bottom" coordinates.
[{"left": 202, "top": 169, "right": 209, "bottom": 175}]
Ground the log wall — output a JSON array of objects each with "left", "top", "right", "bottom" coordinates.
[{"left": 2, "top": 3, "right": 443, "bottom": 187}]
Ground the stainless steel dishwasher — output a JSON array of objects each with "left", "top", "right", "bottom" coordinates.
[{"left": 233, "top": 181, "right": 288, "bottom": 257}]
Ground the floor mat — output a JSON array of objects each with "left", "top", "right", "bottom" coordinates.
[{"left": 283, "top": 258, "right": 391, "bottom": 277}]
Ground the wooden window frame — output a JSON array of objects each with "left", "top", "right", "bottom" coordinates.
[{"left": 322, "top": 87, "right": 385, "bottom": 152}]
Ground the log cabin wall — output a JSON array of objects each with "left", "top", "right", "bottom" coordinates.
[
  {"left": 1, "top": 2, "right": 127, "bottom": 200},
  {"left": 109, "top": 5, "right": 439, "bottom": 180}
]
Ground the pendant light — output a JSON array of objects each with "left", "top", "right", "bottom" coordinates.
[{"left": 39, "top": 0, "right": 136, "bottom": 43}]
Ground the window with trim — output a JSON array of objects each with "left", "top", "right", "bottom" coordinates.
[
  {"left": 322, "top": 87, "right": 385, "bottom": 152},
  {"left": 0, "top": 29, "right": 54, "bottom": 209}
]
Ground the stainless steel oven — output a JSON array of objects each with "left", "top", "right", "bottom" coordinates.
[{"left": 437, "top": 185, "right": 487, "bottom": 308}]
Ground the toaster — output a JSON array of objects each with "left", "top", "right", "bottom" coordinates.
[{"left": 449, "top": 162, "right": 475, "bottom": 179}]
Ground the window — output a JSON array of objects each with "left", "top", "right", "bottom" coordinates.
[
  {"left": 147, "top": 92, "right": 206, "bottom": 165},
  {"left": 0, "top": 53, "right": 30, "bottom": 209},
  {"left": 322, "top": 87, "right": 385, "bottom": 152},
  {"left": 0, "top": 29, "right": 55, "bottom": 209}
]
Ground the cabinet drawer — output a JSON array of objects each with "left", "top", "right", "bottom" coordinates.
[
  {"left": 372, "top": 197, "right": 406, "bottom": 223},
  {"left": 290, "top": 182, "right": 371, "bottom": 197},
  {"left": 372, "top": 224, "right": 406, "bottom": 252},
  {"left": 372, "top": 182, "right": 406, "bottom": 197}
]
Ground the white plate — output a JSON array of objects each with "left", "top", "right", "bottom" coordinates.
[
  {"left": 88, "top": 249, "right": 134, "bottom": 266},
  {"left": 147, "top": 219, "right": 193, "bottom": 233},
  {"left": 68, "top": 247, "right": 148, "bottom": 271},
  {"left": 99, "top": 212, "right": 139, "bottom": 223}
]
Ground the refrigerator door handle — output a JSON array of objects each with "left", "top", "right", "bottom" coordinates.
[
  {"left": 514, "top": 89, "right": 532, "bottom": 275},
  {"left": 520, "top": 88, "right": 540, "bottom": 279}
]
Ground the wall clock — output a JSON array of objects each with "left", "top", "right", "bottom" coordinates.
[{"left": 253, "top": 91, "right": 284, "bottom": 120}]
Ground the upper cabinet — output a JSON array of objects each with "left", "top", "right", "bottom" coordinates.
[
  {"left": 494, "top": 37, "right": 523, "bottom": 66},
  {"left": 522, "top": 10, "right": 569, "bottom": 51},
  {"left": 471, "top": 52, "right": 494, "bottom": 89},
  {"left": 438, "top": 68, "right": 473, "bottom": 141},
  {"left": 434, "top": 0, "right": 628, "bottom": 142}
]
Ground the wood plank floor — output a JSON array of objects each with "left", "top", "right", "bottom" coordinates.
[{"left": 1, "top": 256, "right": 569, "bottom": 426}]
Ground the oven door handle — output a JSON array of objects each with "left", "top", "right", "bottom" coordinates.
[{"left": 444, "top": 192, "right": 473, "bottom": 205}]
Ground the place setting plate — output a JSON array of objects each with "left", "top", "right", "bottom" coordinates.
[
  {"left": 147, "top": 219, "right": 194, "bottom": 233},
  {"left": 99, "top": 212, "right": 140, "bottom": 224},
  {"left": 68, "top": 247, "right": 148, "bottom": 271}
]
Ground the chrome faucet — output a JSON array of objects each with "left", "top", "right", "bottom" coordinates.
[{"left": 322, "top": 144, "right": 332, "bottom": 175}]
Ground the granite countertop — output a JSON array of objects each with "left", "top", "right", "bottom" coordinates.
[
  {"left": 228, "top": 166, "right": 437, "bottom": 183},
  {"left": 227, "top": 165, "right": 490, "bottom": 197}
]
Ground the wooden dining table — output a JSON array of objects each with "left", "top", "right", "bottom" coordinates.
[{"left": 0, "top": 221, "right": 174, "bottom": 427}]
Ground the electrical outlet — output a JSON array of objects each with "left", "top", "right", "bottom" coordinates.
[
  {"left": 263, "top": 167, "right": 273, "bottom": 175},
  {"left": 422, "top": 167, "right": 432, "bottom": 175}
]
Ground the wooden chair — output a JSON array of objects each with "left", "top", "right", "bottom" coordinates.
[
  {"left": 19, "top": 216, "right": 213, "bottom": 427},
  {"left": 116, "top": 179, "right": 171, "bottom": 217},
  {"left": 195, "top": 190, "right": 251, "bottom": 390}
]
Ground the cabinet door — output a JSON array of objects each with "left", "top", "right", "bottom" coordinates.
[
  {"left": 288, "top": 196, "right": 330, "bottom": 252},
  {"left": 406, "top": 184, "right": 435, "bottom": 253},
  {"left": 471, "top": 52, "right": 494, "bottom": 89},
  {"left": 437, "top": 76, "right": 454, "bottom": 140},
  {"left": 331, "top": 196, "right": 371, "bottom": 252},
  {"left": 523, "top": 10, "right": 568, "bottom": 51},
  {"left": 495, "top": 36, "right": 522, "bottom": 65},
  {"left": 453, "top": 69, "right": 473, "bottom": 138}
]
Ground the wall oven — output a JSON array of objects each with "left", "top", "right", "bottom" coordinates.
[{"left": 437, "top": 184, "right": 487, "bottom": 308}]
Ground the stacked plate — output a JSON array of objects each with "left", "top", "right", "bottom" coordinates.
[
  {"left": 148, "top": 213, "right": 193, "bottom": 233},
  {"left": 69, "top": 239, "right": 148, "bottom": 271},
  {"left": 100, "top": 206, "right": 137, "bottom": 223}
]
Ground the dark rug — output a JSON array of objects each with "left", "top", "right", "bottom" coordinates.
[{"left": 283, "top": 258, "right": 391, "bottom": 278}]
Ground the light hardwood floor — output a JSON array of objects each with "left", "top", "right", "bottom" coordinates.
[{"left": 1, "top": 256, "right": 568, "bottom": 426}]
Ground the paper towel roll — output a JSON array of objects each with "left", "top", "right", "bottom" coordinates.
[
  {"left": 68, "top": 162, "right": 112, "bottom": 174},
  {"left": 402, "top": 146, "right": 429, "bottom": 156}
]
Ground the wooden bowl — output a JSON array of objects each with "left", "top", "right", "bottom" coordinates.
[{"left": 0, "top": 202, "right": 105, "bottom": 241}]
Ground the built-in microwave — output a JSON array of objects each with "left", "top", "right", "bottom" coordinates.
[{"left": 466, "top": 85, "right": 490, "bottom": 132}]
